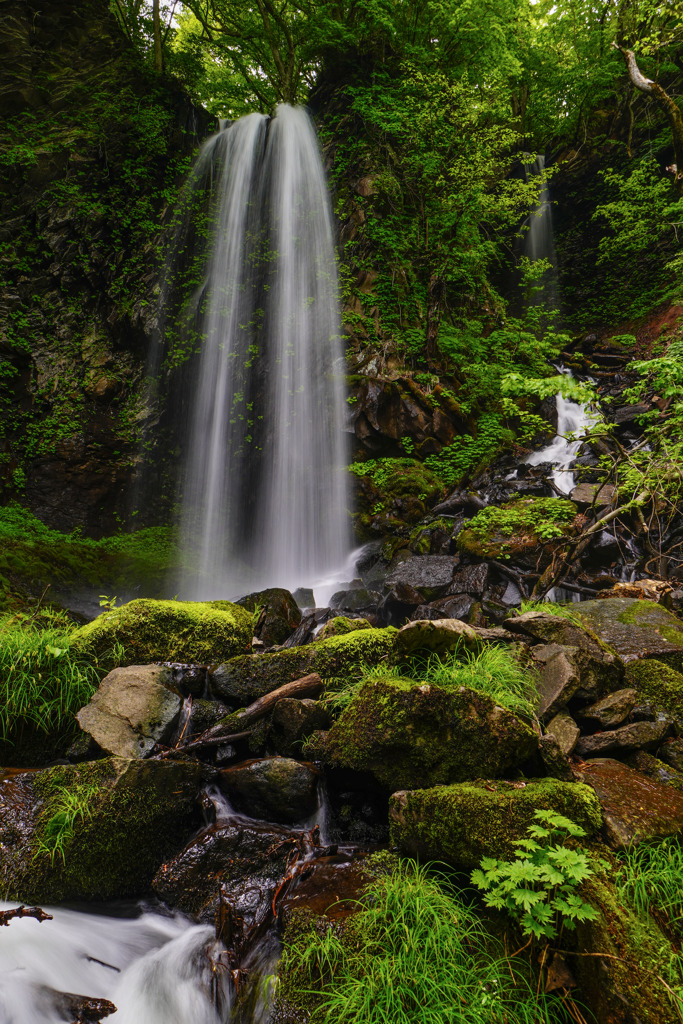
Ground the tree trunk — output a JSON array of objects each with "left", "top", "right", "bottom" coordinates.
[
  {"left": 614, "top": 43, "right": 683, "bottom": 191},
  {"left": 153, "top": 0, "right": 163, "bottom": 73}
]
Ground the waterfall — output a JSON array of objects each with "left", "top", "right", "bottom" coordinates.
[
  {"left": 525, "top": 369, "right": 596, "bottom": 494},
  {"left": 521, "top": 154, "right": 560, "bottom": 311},
  {"left": 175, "top": 104, "right": 350, "bottom": 600}
]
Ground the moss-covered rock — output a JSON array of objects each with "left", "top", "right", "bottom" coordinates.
[
  {"left": 236, "top": 588, "right": 302, "bottom": 647},
  {"left": 624, "top": 657, "right": 683, "bottom": 719},
  {"left": 211, "top": 627, "right": 398, "bottom": 705},
  {"left": 317, "top": 616, "right": 372, "bottom": 640},
  {"left": 0, "top": 757, "right": 205, "bottom": 902},
  {"left": 576, "top": 598, "right": 683, "bottom": 671},
  {"left": 70, "top": 598, "right": 253, "bottom": 666},
  {"left": 388, "top": 778, "right": 601, "bottom": 869},
  {"left": 456, "top": 497, "right": 577, "bottom": 560},
  {"left": 322, "top": 676, "right": 538, "bottom": 790}
]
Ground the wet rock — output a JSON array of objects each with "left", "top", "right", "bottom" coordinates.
[
  {"left": 165, "top": 663, "right": 208, "bottom": 697},
  {"left": 575, "top": 598, "right": 683, "bottom": 670},
  {"left": 413, "top": 595, "right": 475, "bottom": 621},
  {"left": 578, "top": 688, "right": 638, "bottom": 730},
  {"left": 330, "top": 582, "right": 381, "bottom": 613},
  {"left": 269, "top": 698, "right": 331, "bottom": 756},
  {"left": 506, "top": 611, "right": 624, "bottom": 700},
  {"left": 448, "top": 562, "right": 490, "bottom": 597},
  {"left": 546, "top": 711, "right": 580, "bottom": 756},
  {"left": 530, "top": 644, "right": 582, "bottom": 719},
  {"left": 538, "top": 734, "right": 574, "bottom": 780},
  {"left": 187, "top": 698, "right": 231, "bottom": 737},
  {"left": 577, "top": 757, "right": 683, "bottom": 848},
  {"left": 153, "top": 816, "right": 313, "bottom": 929},
  {"left": 570, "top": 482, "right": 616, "bottom": 507},
  {"left": 218, "top": 758, "right": 319, "bottom": 824},
  {"left": 70, "top": 599, "right": 253, "bottom": 667},
  {"left": 323, "top": 676, "right": 538, "bottom": 790},
  {"left": 574, "top": 719, "right": 670, "bottom": 759},
  {"left": 211, "top": 627, "right": 397, "bottom": 705},
  {"left": 53, "top": 992, "right": 117, "bottom": 1022},
  {"left": 76, "top": 665, "right": 182, "bottom": 759},
  {"left": 389, "top": 778, "right": 601, "bottom": 869},
  {"left": 0, "top": 758, "right": 204, "bottom": 902},
  {"left": 351, "top": 377, "right": 466, "bottom": 458},
  {"left": 278, "top": 850, "right": 370, "bottom": 925},
  {"left": 456, "top": 498, "right": 577, "bottom": 563},
  {"left": 236, "top": 588, "right": 302, "bottom": 647},
  {"left": 394, "top": 618, "right": 481, "bottom": 657},
  {"left": 383, "top": 555, "right": 458, "bottom": 602},
  {"left": 658, "top": 737, "right": 683, "bottom": 773},
  {"left": 625, "top": 750, "right": 683, "bottom": 791}
]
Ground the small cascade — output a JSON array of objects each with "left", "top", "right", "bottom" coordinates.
[
  {"left": 0, "top": 904, "right": 229, "bottom": 1024},
  {"left": 172, "top": 104, "right": 350, "bottom": 600},
  {"left": 525, "top": 375, "right": 596, "bottom": 494}
]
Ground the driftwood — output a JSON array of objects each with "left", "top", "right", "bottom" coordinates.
[
  {"left": 0, "top": 905, "right": 53, "bottom": 926},
  {"left": 159, "top": 673, "right": 324, "bottom": 757}
]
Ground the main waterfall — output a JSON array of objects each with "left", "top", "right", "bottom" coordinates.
[{"left": 176, "top": 105, "right": 349, "bottom": 599}]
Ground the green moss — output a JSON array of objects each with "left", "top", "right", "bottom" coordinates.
[
  {"left": 407, "top": 517, "right": 455, "bottom": 555},
  {"left": 625, "top": 658, "right": 683, "bottom": 719},
  {"left": 457, "top": 497, "right": 577, "bottom": 559},
  {"left": 323, "top": 675, "right": 538, "bottom": 790},
  {"left": 70, "top": 598, "right": 253, "bottom": 666},
  {"left": 349, "top": 457, "right": 444, "bottom": 501},
  {"left": 3, "top": 757, "right": 203, "bottom": 902},
  {"left": 317, "top": 616, "right": 372, "bottom": 640},
  {"left": 212, "top": 627, "right": 398, "bottom": 705},
  {"left": 389, "top": 779, "right": 602, "bottom": 870}
]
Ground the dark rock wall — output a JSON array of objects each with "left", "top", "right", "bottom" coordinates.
[{"left": 0, "top": 0, "right": 211, "bottom": 534}]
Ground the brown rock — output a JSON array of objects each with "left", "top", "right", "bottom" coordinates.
[
  {"left": 574, "top": 719, "right": 670, "bottom": 759},
  {"left": 577, "top": 757, "right": 683, "bottom": 848},
  {"left": 578, "top": 688, "right": 638, "bottom": 729},
  {"left": 545, "top": 711, "right": 580, "bottom": 756}
]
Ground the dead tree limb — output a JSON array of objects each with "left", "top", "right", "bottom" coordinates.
[
  {"left": 613, "top": 42, "right": 683, "bottom": 190},
  {"left": 0, "top": 905, "right": 53, "bottom": 926}
]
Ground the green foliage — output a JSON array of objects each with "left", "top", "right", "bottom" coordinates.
[
  {"left": 471, "top": 811, "right": 599, "bottom": 941},
  {"left": 617, "top": 838, "right": 683, "bottom": 939},
  {"left": 459, "top": 498, "right": 577, "bottom": 559},
  {"left": 35, "top": 782, "right": 101, "bottom": 865},
  {"left": 519, "top": 600, "right": 582, "bottom": 624},
  {"left": 280, "top": 857, "right": 571, "bottom": 1023},
  {"left": 0, "top": 613, "right": 102, "bottom": 747}
]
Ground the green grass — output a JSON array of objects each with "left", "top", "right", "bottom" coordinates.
[
  {"left": 35, "top": 781, "right": 101, "bottom": 864},
  {"left": 279, "top": 858, "right": 574, "bottom": 1024},
  {"left": 329, "top": 646, "right": 538, "bottom": 720},
  {"left": 0, "top": 611, "right": 103, "bottom": 748},
  {"left": 519, "top": 600, "right": 583, "bottom": 625},
  {"left": 617, "top": 838, "right": 683, "bottom": 939}
]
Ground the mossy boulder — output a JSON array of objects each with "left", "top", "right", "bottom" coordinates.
[
  {"left": 456, "top": 497, "right": 577, "bottom": 561},
  {"left": 317, "top": 616, "right": 372, "bottom": 640},
  {"left": 575, "top": 598, "right": 683, "bottom": 670},
  {"left": 70, "top": 598, "right": 253, "bottom": 666},
  {"left": 388, "top": 778, "right": 601, "bottom": 869},
  {"left": 0, "top": 757, "right": 205, "bottom": 902},
  {"left": 322, "top": 676, "right": 538, "bottom": 790},
  {"left": 624, "top": 657, "right": 683, "bottom": 719},
  {"left": 236, "top": 587, "right": 301, "bottom": 647},
  {"left": 211, "top": 627, "right": 398, "bottom": 705}
]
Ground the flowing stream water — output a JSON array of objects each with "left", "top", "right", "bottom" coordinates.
[{"left": 176, "top": 105, "right": 350, "bottom": 600}]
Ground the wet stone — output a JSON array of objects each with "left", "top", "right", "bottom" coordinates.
[
  {"left": 269, "top": 698, "right": 331, "bottom": 757},
  {"left": 413, "top": 595, "right": 475, "bottom": 622},
  {"left": 578, "top": 688, "right": 638, "bottom": 730},
  {"left": 538, "top": 734, "right": 574, "bottom": 781},
  {"left": 576, "top": 598, "right": 683, "bottom": 670},
  {"left": 217, "top": 757, "right": 319, "bottom": 824},
  {"left": 574, "top": 719, "right": 670, "bottom": 759},
  {"left": 577, "top": 757, "right": 683, "bottom": 848},
  {"left": 384, "top": 555, "right": 458, "bottom": 601},
  {"left": 658, "top": 737, "right": 683, "bottom": 773},
  {"left": 546, "top": 711, "right": 580, "bottom": 756},
  {"left": 530, "top": 644, "right": 582, "bottom": 720}
]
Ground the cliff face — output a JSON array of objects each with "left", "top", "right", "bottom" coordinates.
[{"left": 0, "top": 0, "right": 210, "bottom": 534}]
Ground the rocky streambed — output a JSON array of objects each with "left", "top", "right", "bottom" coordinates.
[{"left": 4, "top": 592, "right": 683, "bottom": 1022}]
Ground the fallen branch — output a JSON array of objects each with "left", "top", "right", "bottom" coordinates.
[
  {"left": 157, "top": 673, "right": 323, "bottom": 757},
  {"left": 0, "top": 905, "right": 53, "bottom": 926}
]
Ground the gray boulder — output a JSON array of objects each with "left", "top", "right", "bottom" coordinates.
[
  {"left": 76, "top": 665, "right": 182, "bottom": 758},
  {"left": 575, "top": 719, "right": 670, "bottom": 759},
  {"left": 578, "top": 688, "right": 638, "bottom": 730}
]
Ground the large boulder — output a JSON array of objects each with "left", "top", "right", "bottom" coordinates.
[
  {"left": 236, "top": 588, "right": 301, "bottom": 647},
  {"left": 388, "top": 778, "right": 601, "bottom": 870},
  {"left": 574, "top": 719, "right": 671, "bottom": 759},
  {"left": 217, "top": 758, "right": 319, "bottom": 824},
  {"left": 0, "top": 757, "right": 204, "bottom": 902},
  {"left": 383, "top": 555, "right": 459, "bottom": 604},
  {"left": 506, "top": 611, "right": 624, "bottom": 700},
  {"left": 211, "top": 627, "right": 398, "bottom": 705},
  {"left": 322, "top": 676, "right": 538, "bottom": 790},
  {"left": 269, "top": 698, "right": 331, "bottom": 757},
  {"left": 575, "top": 598, "right": 683, "bottom": 670},
  {"left": 394, "top": 617, "right": 481, "bottom": 657},
  {"left": 70, "top": 599, "right": 253, "bottom": 666},
  {"left": 456, "top": 498, "right": 577, "bottom": 563},
  {"left": 75, "top": 664, "right": 182, "bottom": 758},
  {"left": 576, "top": 758, "right": 683, "bottom": 848}
]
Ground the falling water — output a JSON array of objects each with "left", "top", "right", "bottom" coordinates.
[
  {"left": 521, "top": 154, "right": 560, "bottom": 311},
  {"left": 176, "top": 105, "right": 350, "bottom": 599},
  {"left": 525, "top": 374, "right": 596, "bottom": 494},
  {"left": 0, "top": 903, "right": 230, "bottom": 1024}
]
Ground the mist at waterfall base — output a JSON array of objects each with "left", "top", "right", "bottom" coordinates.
[{"left": 172, "top": 105, "right": 350, "bottom": 601}]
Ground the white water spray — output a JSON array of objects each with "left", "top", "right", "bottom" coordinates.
[
  {"left": 526, "top": 377, "right": 595, "bottom": 494},
  {"left": 176, "top": 105, "right": 350, "bottom": 599}
]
